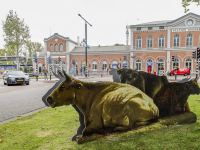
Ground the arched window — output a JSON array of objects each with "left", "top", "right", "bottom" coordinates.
[
  {"left": 101, "top": 61, "right": 107, "bottom": 71},
  {"left": 55, "top": 44, "right": 58, "bottom": 52},
  {"left": 136, "top": 36, "right": 142, "bottom": 49},
  {"left": 146, "top": 59, "right": 153, "bottom": 72},
  {"left": 60, "top": 44, "right": 63, "bottom": 52},
  {"left": 173, "top": 34, "right": 180, "bottom": 47},
  {"left": 112, "top": 60, "right": 118, "bottom": 69},
  {"left": 158, "top": 35, "right": 165, "bottom": 48},
  {"left": 185, "top": 58, "right": 192, "bottom": 71},
  {"left": 172, "top": 58, "right": 180, "bottom": 69},
  {"left": 135, "top": 59, "right": 142, "bottom": 71},
  {"left": 92, "top": 61, "right": 97, "bottom": 71},
  {"left": 186, "top": 33, "right": 193, "bottom": 47},
  {"left": 50, "top": 44, "right": 53, "bottom": 52},
  {"left": 158, "top": 58, "right": 165, "bottom": 71},
  {"left": 147, "top": 36, "right": 153, "bottom": 48}
]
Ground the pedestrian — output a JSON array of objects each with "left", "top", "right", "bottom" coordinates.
[
  {"left": 76, "top": 68, "right": 78, "bottom": 75},
  {"left": 43, "top": 67, "right": 48, "bottom": 80}
]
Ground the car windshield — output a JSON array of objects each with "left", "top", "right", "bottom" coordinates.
[{"left": 8, "top": 71, "right": 24, "bottom": 75}]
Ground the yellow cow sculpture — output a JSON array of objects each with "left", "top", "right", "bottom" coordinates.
[{"left": 45, "top": 71, "right": 159, "bottom": 143}]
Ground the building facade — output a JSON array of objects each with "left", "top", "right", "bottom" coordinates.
[{"left": 34, "top": 12, "right": 200, "bottom": 75}]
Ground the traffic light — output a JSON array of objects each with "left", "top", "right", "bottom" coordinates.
[
  {"left": 47, "top": 56, "right": 50, "bottom": 64},
  {"left": 172, "top": 55, "right": 175, "bottom": 61},
  {"left": 193, "top": 51, "right": 197, "bottom": 59},
  {"left": 58, "top": 56, "right": 61, "bottom": 63},
  {"left": 50, "top": 64, "right": 52, "bottom": 70},
  {"left": 124, "top": 55, "right": 127, "bottom": 61},
  {"left": 34, "top": 53, "right": 38, "bottom": 63},
  {"left": 197, "top": 47, "right": 200, "bottom": 59}
]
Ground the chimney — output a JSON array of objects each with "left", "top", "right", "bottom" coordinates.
[{"left": 77, "top": 36, "right": 80, "bottom": 44}]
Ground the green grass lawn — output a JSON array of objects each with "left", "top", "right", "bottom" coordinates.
[{"left": 0, "top": 87, "right": 200, "bottom": 149}]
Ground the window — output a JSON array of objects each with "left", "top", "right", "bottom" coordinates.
[
  {"left": 137, "top": 27, "right": 141, "bottom": 31},
  {"left": 173, "top": 34, "right": 180, "bottom": 47},
  {"left": 172, "top": 58, "right": 180, "bottom": 69},
  {"left": 147, "top": 36, "right": 153, "bottom": 48},
  {"left": 136, "top": 36, "right": 142, "bottom": 49},
  {"left": 60, "top": 44, "right": 63, "bottom": 52},
  {"left": 55, "top": 44, "right": 58, "bottom": 52},
  {"left": 112, "top": 60, "right": 118, "bottom": 69},
  {"left": 199, "top": 34, "right": 200, "bottom": 46},
  {"left": 101, "top": 61, "right": 107, "bottom": 71},
  {"left": 185, "top": 58, "right": 192, "bottom": 71},
  {"left": 50, "top": 44, "right": 53, "bottom": 52},
  {"left": 159, "top": 26, "right": 164, "bottom": 29},
  {"left": 158, "top": 58, "right": 165, "bottom": 71},
  {"left": 122, "top": 60, "right": 127, "bottom": 67},
  {"left": 148, "top": 27, "right": 152, "bottom": 30},
  {"left": 186, "top": 33, "right": 193, "bottom": 47},
  {"left": 135, "top": 59, "right": 142, "bottom": 71},
  {"left": 92, "top": 61, "right": 97, "bottom": 71},
  {"left": 158, "top": 35, "right": 165, "bottom": 48}
]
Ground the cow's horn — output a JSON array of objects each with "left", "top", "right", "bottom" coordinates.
[
  {"left": 109, "top": 64, "right": 112, "bottom": 69},
  {"left": 117, "top": 63, "right": 120, "bottom": 69},
  {"left": 58, "top": 71, "right": 65, "bottom": 78},
  {"left": 63, "top": 70, "right": 73, "bottom": 81},
  {"left": 52, "top": 71, "right": 65, "bottom": 80}
]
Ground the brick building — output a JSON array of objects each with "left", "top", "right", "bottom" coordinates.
[{"left": 34, "top": 12, "right": 200, "bottom": 75}]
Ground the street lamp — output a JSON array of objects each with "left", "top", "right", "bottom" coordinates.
[{"left": 78, "top": 14, "right": 92, "bottom": 77}]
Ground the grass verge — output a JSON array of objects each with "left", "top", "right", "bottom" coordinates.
[{"left": 0, "top": 87, "right": 200, "bottom": 149}]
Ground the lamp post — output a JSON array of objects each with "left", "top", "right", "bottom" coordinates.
[{"left": 78, "top": 14, "right": 92, "bottom": 77}]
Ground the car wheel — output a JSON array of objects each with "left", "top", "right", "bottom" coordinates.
[
  {"left": 26, "top": 82, "right": 29, "bottom": 85},
  {"left": 7, "top": 83, "right": 10, "bottom": 86},
  {"left": 185, "top": 73, "right": 187, "bottom": 76}
]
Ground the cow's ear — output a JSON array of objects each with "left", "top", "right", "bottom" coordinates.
[
  {"left": 75, "top": 82, "right": 82, "bottom": 89},
  {"left": 117, "top": 69, "right": 122, "bottom": 75}
]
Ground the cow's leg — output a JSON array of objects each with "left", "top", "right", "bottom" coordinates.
[
  {"left": 77, "top": 118, "right": 103, "bottom": 144},
  {"left": 71, "top": 104, "right": 85, "bottom": 141}
]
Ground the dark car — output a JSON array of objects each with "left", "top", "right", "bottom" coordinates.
[
  {"left": 28, "top": 72, "right": 39, "bottom": 77},
  {"left": 3, "top": 70, "right": 29, "bottom": 86}
]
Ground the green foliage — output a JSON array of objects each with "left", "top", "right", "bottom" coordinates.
[
  {"left": 20, "top": 67, "right": 22, "bottom": 71},
  {"left": 24, "top": 68, "right": 28, "bottom": 73},
  {"left": 2, "top": 10, "right": 31, "bottom": 57},
  {"left": 114, "top": 43, "right": 124, "bottom": 46},
  {"left": 26, "top": 41, "right": 43, "bottom": 57},
  {"left": 182, "top": 0, "right": 200, "bottom": 13},
  {"left": 30, "top": 67, "right": 33, "bottom": 71}
]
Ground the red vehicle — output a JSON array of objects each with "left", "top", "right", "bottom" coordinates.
[{"left": 167, "top": 67, "right": 190, "bottom": 76}]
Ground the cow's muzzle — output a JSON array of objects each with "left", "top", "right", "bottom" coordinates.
[{"left": 47, "top": 96, "right": 53, "bottom": 105}]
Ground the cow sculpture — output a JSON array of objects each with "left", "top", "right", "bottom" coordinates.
[
  {"left": 117, "top": 68, "right": 169, "bottom": 99},
  {"left": 153, "top": 78, "right": 200, "bottom": 117},
  {"left": 44, "top": 71, "right": 159, "bottom": 143}
]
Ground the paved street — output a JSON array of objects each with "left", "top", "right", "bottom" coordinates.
[{"left": 0, "top": 74, "right": 199, "bottom": 125}]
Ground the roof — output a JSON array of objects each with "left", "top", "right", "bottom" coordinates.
[
  {"left": 71, "top": 45, "right": 130, "bottom": 53},
  {"left": 130, "top": 12, "right": 200, "bottom": 28},
  {"left": 44, "top": 33, "right": 69, "bottom": 41}
]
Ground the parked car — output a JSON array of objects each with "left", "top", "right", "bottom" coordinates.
[
  {"left": 28, "top": 72, "right": 39, "bottom": 77},
  {"left": 167, "top": 67, "right": 190, "bottom": 76},
  {"left": 3, "top": 70, "right": 29, "bottom": 86}
]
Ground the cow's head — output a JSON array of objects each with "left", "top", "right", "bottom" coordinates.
[
  {"left": 46, "top": 71, "right": 82, "bottom": 108},
  {"left": 187, "top": 78, "right": 200, "bottom": 95},
  {"left": 117, "top": 68, "right": 139, "bottom": 83}
]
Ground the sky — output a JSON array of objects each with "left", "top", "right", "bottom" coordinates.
[{"left": 0, "top": 0, "right": 200, "bottom": 49}]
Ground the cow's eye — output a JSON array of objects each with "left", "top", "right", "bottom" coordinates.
[{"left": 59, "top": 85, "right": 65, "bottom": 91}]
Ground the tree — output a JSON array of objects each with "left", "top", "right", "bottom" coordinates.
[
  {"left": 182, "top": 0, "right": 200, "bottom": 13},
  {"left": 114, "top": 43, "right": 124, "bottom": 46},
  {"left": 25, "top": 41, "right": 43, "bottom": 65},
  {"left": 2, "top": 10, "right": 31, "bottom": 58}
]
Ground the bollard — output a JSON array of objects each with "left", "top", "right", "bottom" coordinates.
[{"left": 50, "top": 75, "right": 51, "bottom": 80}]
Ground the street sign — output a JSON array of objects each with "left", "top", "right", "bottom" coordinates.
[
  {"left": 83, "top": 39, "right": 86, "bottom": 43},
  {"left": 147, "top": 62, "right": 153, "bottom": 66},
  {"left": 87, "top": 45, "right": 90, "bottom": 49},
  {"left": 131, "top": 56, "right": 136, "bottom": 58}
]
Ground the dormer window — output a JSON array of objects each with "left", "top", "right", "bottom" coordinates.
[
  {"left": 137, "top": 27, "right": 141, "bottom": 31},
  {"left": 148, "top": 27, "right": 152, "bottom": 30},
  {"left": 159, "top": 26, "right": 164, "bottom": 29}
]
